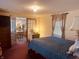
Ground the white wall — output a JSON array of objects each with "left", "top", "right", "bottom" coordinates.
[
  {"left": 65, "top": 10, "right": 79, "bottom": 40},
  {"left": 36, "top": 10, "right": 79, "bottom": 40}
]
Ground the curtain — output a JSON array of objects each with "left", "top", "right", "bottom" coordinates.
[
  {"left": 52, "top": 15, "right": 57, "bottom": 35},
  {"left": 61, "top": 13, "right": 68, "bottom": 39},
  {"left": 53, "top": 18, "right": 62, "bottom": 37},
  {"left": 52, "top": 13, "right": 68, "bottom": 39}
]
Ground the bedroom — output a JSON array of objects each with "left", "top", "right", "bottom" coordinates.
[{"left": 0, "top": 0, "right": 79, "bottom": 59}]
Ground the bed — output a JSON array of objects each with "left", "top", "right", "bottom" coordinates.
[{"left": 29, "top": 36, "right": 75, "bottom": 59}]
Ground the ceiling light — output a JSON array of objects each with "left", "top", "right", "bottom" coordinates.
[
  {"left": 33, "top": 9, "right": 37, "bottom": 12},
  {"left": 24, "top": 4, "right": 44, "bottom": 12},
  {"left": 31, "top": 5, "right": 40, "bottom": 12}
]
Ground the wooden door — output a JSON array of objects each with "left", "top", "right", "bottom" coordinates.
[{"left": 0, "top": 15, "right": 11, "bottom": 54}]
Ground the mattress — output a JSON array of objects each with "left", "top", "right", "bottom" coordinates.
[{"left": 29, "top": 36, "right": 74, "bottom": 59}]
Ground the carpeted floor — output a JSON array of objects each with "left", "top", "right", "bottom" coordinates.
[
  {"left": 3, "top": 43, "right": 46, "bottom": 59},
  {"left": 4, "top": 43, "right": 28, "bottom": 59},
  {"left": 28, "top": 49, "right": 46, "bottom": 59}
]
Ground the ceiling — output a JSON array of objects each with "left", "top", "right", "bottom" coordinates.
[{"left": 0, "top": 0, "right": 79, "bottom": 14}]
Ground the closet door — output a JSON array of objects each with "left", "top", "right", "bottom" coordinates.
[{"left": 0, "top": 15, "right": 11, "bottom": 54}]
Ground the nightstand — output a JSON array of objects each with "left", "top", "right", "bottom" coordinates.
[{"left": 32, "top": 33, "right": 40, "bottom": 38}]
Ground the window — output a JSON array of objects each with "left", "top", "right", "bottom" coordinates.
[{"left": 53, "top": 20, "right": 62, "bottom": 38}]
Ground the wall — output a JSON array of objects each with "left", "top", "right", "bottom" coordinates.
[
  {"left": 65, "top": 10, "right": 79, "bottom": 40},
  {"left": 36, "top": 15, "right": 52, "bottom": 37},
  {"left": 2, "top": 11, "right": 79, "bottom": 40},
  {"left": 36, "top": 10, "right": 79, "bottom": 39}
]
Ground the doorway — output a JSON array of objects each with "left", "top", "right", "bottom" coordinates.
[
  {"left": 11, "top": 17, "right": 27, "bottom": 45},
  {"left": 11, "top": 17, "right": 36, "bottom": 45}
]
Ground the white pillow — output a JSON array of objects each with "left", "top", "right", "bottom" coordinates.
[
  {"left": 67, "top": 40, "right": 79, "bottom": 56},
  {"left": 73, "top": 48, "right": 79, "bottom": 57},
  {"left": 67, "top": 44, "right": 76, "bottom": 54}
]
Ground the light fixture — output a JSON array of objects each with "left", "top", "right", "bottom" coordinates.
[
  {"left": 24, "top": 4, "right": 44, "bottom": 13},
  {"left": 31, "top": 5, "right": 40, "bottom": 12},
  {"left": 24, "top": 4, "right": 42, "bottom": 12}
]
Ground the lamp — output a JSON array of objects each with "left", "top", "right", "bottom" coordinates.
[{"left": 70, "top": 17, "right": 79, "bottom": 40}]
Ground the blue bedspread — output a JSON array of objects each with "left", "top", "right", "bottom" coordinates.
[{"left": 29, "top": 36, "right": 74, "bottom": 59}]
